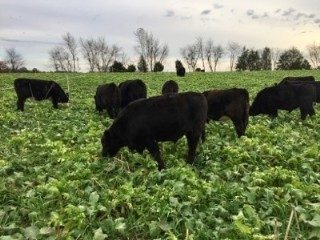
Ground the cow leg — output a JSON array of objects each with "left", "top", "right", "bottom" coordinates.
[
  {"left": 52, "top": 98, "right": 58, "bottom": 109},
  {"left": 17, "top": 98, "right": 25, "bottom": 111},
  {"left": 309, "top": 107, "right": 315, "bottom": 116},
  {"left": 96, "top": 104, "right": 102, "bottom": 112},
  {"left": 146, "top": 141, "right": 165, "bottom": 171},
  {"left": 232, "top": 118, "right": 245, "bottom": 138},
  {"left": 201, "top": 129, "right": 206, "bottom": 142},
  {"left": 269, "top": 110, "right": 278, "bottom": 119},
  {"left": 186, "top": 132, "right": 200, "bottom": 164},
  {"left": 300, "top": 109, "right": 307, "bottom": 120}
]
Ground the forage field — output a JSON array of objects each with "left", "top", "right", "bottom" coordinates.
[{"left": 1, "top": 71, "right": 320, "bottom": 240}]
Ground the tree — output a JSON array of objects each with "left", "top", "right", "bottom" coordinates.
[
  {"left": 48, "top": 46, "right": 71, "bottom": 72},
  {"left": 17, "top": 67, "right": 28, "bottom": 73},
  {"left": 134, "top": 28, "right": 169, "bottom": 71},
  {"left": 212, "top": 45, "right": 224, "bottom": 72},
  {"left": 79, "top": 37, "right": 122, "bottom": 72},
  {"left": 271, "top": 48, "right": 281, "bottom": 70},
  {"left": 261, "top": 47, "right": 271, "bottom": 70},
  {"left": 196, "top": 37, "right": 206, "bottom": 72},
  {"left": 127, "top": 64, "right": 136, "bottom": 72},
  {"left": 137, "top": 55, "right": 148, "bottom": 72},
  {"left": 32, "top": 68, "right": 39, "bottom": 73},
  {"left": 109, "top": 61, "right": 126, "bottom": 72},
  {"left": 236, "top": 48, "right": 261, "bottom": 71},
  {"left": 306, "top": 42, "right": 320, "bottom": 69},
  {"left": 153, "top": 61, "right": 164, "bottom": 72},
  {"left": 0, "top": 61, "right": 9, "bottom": 72},
  {"left": 181, "top": 43, "right": 199, "bottom": 71},
  {"left": 227, "top": 42, "right": 241, "bottom": 71},
  {"left": 247, "top": 49, "right": 261, "bottom": 71},
  {"left": 236, "top": 47, "right": 249, "bottom": 71},
  {"left": 5, "top": 48, "right": 25, "bottom": 71},
  {"left": 205, "top": 39, "right": 214, "bottom": 72},
  {"left": 62, "top": 32, "right": 78, "bottom": 72},
  {"left": 277, "top": 47, "right": 311, "bottom": 70}
]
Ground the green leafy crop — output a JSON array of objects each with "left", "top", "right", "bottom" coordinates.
[{"left": 1, "top": 71, "right": 320, "bottom": 239}]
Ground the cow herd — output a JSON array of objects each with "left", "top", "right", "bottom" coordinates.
[{"left": 12, "top": 75, "right": 318, "bottom": 170}]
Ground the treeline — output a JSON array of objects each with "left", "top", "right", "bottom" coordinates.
[
  {"left": 1, "top": 29, "right": 320, "bottom": 73},
  {"left": 180, "top": 38, "right": 320, "bottom": 72}
]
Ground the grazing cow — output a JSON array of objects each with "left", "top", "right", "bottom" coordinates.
[
  {"left": 101, "top": 92, "right": 208, "bottom": 170},
  {"left": 176, "top": 60, "right": 186, "bottom": 77},
  {"left": 203, "top": 88, "right": 249, "bottom": 137},
  {"left": 118, "top": 79, "right": 147, "bottom": 108},
  {"left": 279, "top": 76, "right": 315, "bottom": 84},
  {"left": 249, "top": 84, "right": 316, "bottom": 120},
  {"left": 94, "top": 83, "right": 120, "bottom": 118},
  {"left": 14, "top": 78, "right": 69, "bottom": 111},
  {"left": 279, "top": 77, "right": 320, "bottom": 103},
  {"left": 162, "top": 80, "right": 179, "bottom": 95},
  {"left": 176, "top": 67, "right": 186, "bottom": 77}
]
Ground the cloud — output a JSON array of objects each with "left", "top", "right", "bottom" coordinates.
[
  {"left": 0, "top": 37, "right": 61, "bottom": 45},
  {"left": 180, "top": 15, "right": 192, "bottom": 20},
  {"left": 246, "top": 9, "right": 267, "bottom": 19},
  {"left": 165, "top": 10, "right": 175, "bottom": 17},
  {"left": 275, "top": 9, "right": 281, "bottom": 14},
  {"left": 246, "top": 9, "right": 254, "bottom": 16},
  {"left": 213, "top": 4, "right": 223, "bottom": 9},
  {"left": 282, "top": 8, "right": 295, "bottom": 16},
  {"left": 314, "top": 19, "right": 320, "bottom": 23},
  {"left": 201, "top": 9, "right": 211, "bottom": 15}
]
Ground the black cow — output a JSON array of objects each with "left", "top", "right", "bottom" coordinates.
[
  {"left": 118, "top": 79, "right": 147, "bottom": 108},
  {"left": 250, "top": 84, "right": 316, "bottom": 120},
  {"left": 14, "top": 78, "right": 69, "bottom": 111},
  {"left": 101, "top": 92, "right": 208, "bottom": 170},
  {"left": 203, "top": 88, "right": 249, "bottom": 137},
  {"left": 162, "top": 80, "right": 179, "bottom": 95},
  {"left": 279, "top": 76, "right": 315, "bottom": 84},
  {"left": 279, "top": 77, "right": 320, "bottom": 103},
  {"left": 176, "top": 60, "right": 186, "bottom": 77},
  {"left": 94, "top": 83, "right": 120, "bottom": 118},
  {"left": 176, "top": 67, "right": 186, "bottom": 77}
]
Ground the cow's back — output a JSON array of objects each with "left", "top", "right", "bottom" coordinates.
[
  {"left": 14, "top": 78, "right": 55, "bottom": 99},
  {"left": 280, "top": 76, "right": 315, "bottom": 84},
  {"left": 114, "top": 92, "right": 207, "bottom": 142},
  {"left": 119, "top": 79, "right": 147, "bottom": 108}
]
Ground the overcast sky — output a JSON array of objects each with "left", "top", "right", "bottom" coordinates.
[{"left": 1, "top": 0, "right": 320, "bottom": 71}]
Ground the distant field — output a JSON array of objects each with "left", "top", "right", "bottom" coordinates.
[{"left": 1, "top": 70, "right": 320, "bottom": 239}]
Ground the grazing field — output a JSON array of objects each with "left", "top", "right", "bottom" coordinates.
[{"left": 1, "top": 71, "right": 320, "bottom": 239}]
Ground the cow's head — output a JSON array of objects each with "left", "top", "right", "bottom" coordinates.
[
  {"left": 54, "top": 83, "right": 69, "bottom": 103},
  {"left": 249, "top": 89, "right": 269, "bottom": 116},
  {"left": 101, "top": 129, "right": 123, "bottom": 157}
]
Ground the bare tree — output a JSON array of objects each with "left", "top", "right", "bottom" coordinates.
[
  {"left": 134, "top": 28, "right": 169, "bottom": 71},
  {"left": 227, "top": 42, "right": 241, "bottom": 71},
  {"left": 270, "top": 48, "right": 281, "bottom": 70},
  {"left": 48, "top": 46, "right": 72, "bottom": 72},
  {"left": 5, "top": 48, "right": 24, "bottom": 71},
  {"left": 62, "top": 32, "right": 78, "bottom": 72},
  {"left": 307, "top": 42, "right": 320, "bottom": 69},
  {"left": 79, "top": 37, "right": 122, "bottom": 72},
  {"left": 196, "top": 37, "right": 206, "bottom": 71},
  {"left": 80, "top": 38, "right": 98, "bottom": 72},
  {"left": 180, "top": 44, "right": 199, "bottom": 72},
  {"left": 205, "top": 39, "right": 214, "bottom": 72},
  {"left": 212, "top": 45, "right": 224, "bottom": 72}
]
